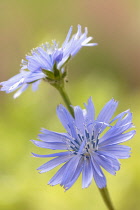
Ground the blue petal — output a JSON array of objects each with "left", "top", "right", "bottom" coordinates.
[
  {"left": 37, "top": 155, "right": 73, "bottom": 173},
  {"left": 110, "top": 110, "right": 131, "bottom": 125},
  {"left": 31, "top": 140, "right": 68, "bottom": 150},
  {"left": 61, "top": 155, "right": 82, "bottom": 187},
  {"left": 28, "top": 51, "right": 51, "bottom": 70},
  {"left": 57, "top": 55, "right": 71, "bottom": 69},
  {"left": 57, "top": 104, "right": 77, "bottom": 138},
  {"left": 64, "top": 157, "right": 83, "bottom": 190},
  {"left": 99, "top": 145, "right": 131, "bottom": 159},
  {"left": 90, "top": 154, "right": 104, "bottom": 177},
  {"left": 62, "top": 25, "right": 95, "bottom": 58},
  {"left": 94, "top": 152, "right": 120, "bottom": 175},
  {"left": 84, "top": 43, "right": 98, "bottom": 47},
  {"left": 97, "top": 99, "right": 118, "bottom": 124},
  {"left": 32, "top": 151, "right": 71, "bottom": 158},
  {"left": 74, "top": 106, "right": 85, "bottom": 135},
  {"left": 91, "top": 157, "right": 107, "bottom": 189},
  {"left": 37, "top": 47, "right": 52, "bottom": 68},
  {"left": 24, "top": 72, "right": 45, "bottom": 83},
  {"left": 84, "top": 97, "right": 95, "bottom": 123},
  {"left": 99, "top": 122, "right": 133, "bottom": 143},
  {"left": 82, "top": 158, "right": 93, "bottom": 188},
  {"left": 99, "top": 130, "right": 136, "bottom": 147},
  {"left": 96, "top": 151, "right": 120, "bottom": 171},
  {"left": 62, "top": 26, "right": 73, "bottom": 48},
  {"left": 93, "top": 99, "right": 118, "bottom": 137},
  {"left": 52, "top": 50, "right": 63, "bottom": 63},
  {"left": 116, "top": 112, "right": 133, "bottom": 127},
  {"left": 32, "top": 80, "right": 41, "bottom": 91},
  {"left": 82, "top": 36, "right": 97, "bottom": 46},
  {"left": 48, "top": 161, "right": 70, "bottom": 186},
  {"left": 38, "top": 128, "right": 71, "bottom": 143},
  {"left": 75, "top": 25, "right": 82, "bottom": 39},
  {"left": 0, "top": 72, "right": 25, "bottom": 86},
  {"left": 70, "top": 46, "right": 82, "bottom": 57},
  {"left": 0, "top": 72, "right": 28, "bottom": 93},
  {"left": 14, "top": 84, "right": 29, "bottom": 99},
  {"left": 26, "top": 56, "right": 42, "bottom": 71}
]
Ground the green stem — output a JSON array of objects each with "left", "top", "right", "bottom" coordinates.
[
  {"left": 99, "top": 187, "right": 115, "bottom": 210},
  {"left": 56, "top": 86, "right": 74, "bottom": 117}
]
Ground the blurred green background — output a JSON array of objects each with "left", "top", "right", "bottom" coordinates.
[{"left": 0, "top": 0, "right": 140, "bottom": 209}]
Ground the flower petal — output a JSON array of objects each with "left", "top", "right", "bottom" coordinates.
[
  {"left": 61, "top": 155, "right": 82, "bottom": 187},
  {"left": 99, "top": 122, "right": 133, "bottom": 143},
  {"left": 96, "top": 151, "right": 120, "bottom": 171},
  {"left": 94, "top": 152, "right": 120, "bottom": 175},
  {"left": 37, "top": 154, "right": 73, "bottom": 173},
  {"left": 14, "top": 84, "right": 29, "bottom": 99},
  {"left": 99, "top": 145, "right": 131, "bottom": 159},
  {"left": 32, "top": 151, "right": 71, "bottom": 158},
  {"left": 64, "top": 157, "right": 83, "bottom": 190},
  {"left": 99, "top": 130, "right": 136, "bottom": 147},
  {"left": 62, "top": 26, "right": 73, "bottom": 48},
  {"left": 97, "top": 99, "right": 118, "bottom": 124},
  {"left": 48, "top": 161, "right": 69, "bottom": 186},
  {"left": 31, "top": 140, "right": 68, "bottom": 150},
  {"left": 38, "top": 129, "right": 71, "bottom": 143},
  {"left": 24, "top": 72, "right": 45, "bottom": 83},
  {"left": 57, "top": 104, "right": 77, "bottom": 138},
  {"left": 90, "top": 154, "right": 104, "bottom": 177},
  {"left": 110, "top": 109, "right": 131, "bottom": 125},
  {"left": 84, "top": 97, "right": 95, "bottom": 123},
  {"left": 82, "top": 158, "right": 93, "bottom": 188},
  {"left": 91, "top": 157, "right": 106, "bottom": 189},
  {"left": 74, "top": 106, "right": 85, "bottom": 135},
  {"left": 32, "top": 80, "right": 41, "bottom": 91}
]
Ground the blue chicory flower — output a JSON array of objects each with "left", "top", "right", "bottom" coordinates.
[
  {"left": 32, "top": 98, "right": 135, "bottom": 190},
  {"left": 0, "top": 25, "right": 97, "bottom": 98}
]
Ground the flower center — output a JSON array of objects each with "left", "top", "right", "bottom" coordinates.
[{"left": 69, "top": 130, "right": 99, "bottom": 158}]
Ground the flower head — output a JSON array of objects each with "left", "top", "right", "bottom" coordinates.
[
  {"left": 0, "top": 25, "right": 97, "bottom": 98},
  {"left": 32, "top": 98, "right": 135, "bottom": 190}
]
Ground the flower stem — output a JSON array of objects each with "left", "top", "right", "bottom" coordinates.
[
  {"left": 55, "top": 86, "right": 74, "bottom": 117},
  {"left": 99, "top": 187, "right": 115, "bottom": 210}
]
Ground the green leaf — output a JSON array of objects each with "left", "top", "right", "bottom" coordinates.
[
  {"left": 62, "top": 70, "right": 67, "bottom": 79},
  {"left": 42, "top": 69, "right": 55, "bottom": 79},
  {"left": 53, "top": 63, "right": 60, "bottom": 78}
]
